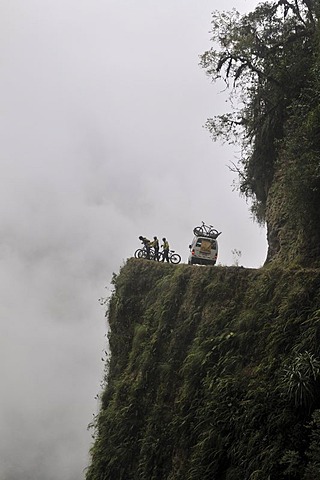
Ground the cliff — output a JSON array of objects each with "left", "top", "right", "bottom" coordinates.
[
  {"left": 200, "top": 3, "right": 320, "bottom": 268},
  {"left": 85, "top": 5, "right": 320, "bottom": 478},
  {"left": 86, "top": 258, "right": 320, "bottom": 480}
]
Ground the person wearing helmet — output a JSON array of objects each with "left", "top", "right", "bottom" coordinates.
[
  {"left": 139, "top": 235, "right": 151, "bottom": 259},
  {"left": 149, "top": 236, "right": 159, "bottom": 261},
  {"left": 161, "top": 237, "right": 169, "bottom": 262}
]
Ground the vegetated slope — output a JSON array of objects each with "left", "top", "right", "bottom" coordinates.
[
  {"left": 86, "top": 258, "right": 320, "bottom": 480},
  {"left": 200, "top": 2, "right": 320, "bottom": 267}
]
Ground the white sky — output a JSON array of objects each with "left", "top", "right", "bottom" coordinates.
[{"left": 0, "top": 1, "right": 264, "bottom": 479}]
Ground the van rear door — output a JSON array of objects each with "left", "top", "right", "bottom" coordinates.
[{"left": 200, "top": 239, "right": 211, "bottom": 254}]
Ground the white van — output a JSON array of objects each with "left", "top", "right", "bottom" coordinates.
[{"left": 188, "top": 236, "right": 218, "bottom": 266}]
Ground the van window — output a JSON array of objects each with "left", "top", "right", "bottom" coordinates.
[
  {"left": 195, "top": 238, "right": 216, "bottom": 248},
  {"left": 200, "top": 239, "right": 211, "bottom": 253}
]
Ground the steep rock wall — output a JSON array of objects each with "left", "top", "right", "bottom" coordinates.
[{"left": 86, "top": 259, "right": 320, "bottom": 480}]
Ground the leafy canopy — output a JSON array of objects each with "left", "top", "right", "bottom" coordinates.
[{"left": 200, "top": 0, "right": 318, "bottom": 221}]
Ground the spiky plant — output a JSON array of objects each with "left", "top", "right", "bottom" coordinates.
[{"left": 282, "top": 351, "right": 320, "bottom": 411}]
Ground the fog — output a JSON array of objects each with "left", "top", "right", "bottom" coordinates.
[{"left": 0, "top": 1, "right": 264, "bottom": 478}]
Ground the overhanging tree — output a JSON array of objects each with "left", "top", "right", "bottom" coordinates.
[{"left": 200, "top": 0, "right": 318, "bottom": 226}]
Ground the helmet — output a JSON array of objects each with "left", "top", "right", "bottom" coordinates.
[
  {"left": 154, "top": 236, "right": 157, "bottom": 240},
  {"left": 162, "top": 237, "right": 166, "bottom": 241},
  {"left": 139, "top": 236, "right": 143, "bottom": 240}
]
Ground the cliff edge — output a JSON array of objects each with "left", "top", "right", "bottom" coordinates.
[{"left": 86, "top": 258, "right": 320, "bottom": 480}]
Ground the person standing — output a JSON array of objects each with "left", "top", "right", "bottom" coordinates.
[
  {"left": 161, "top": 237, "right": 169, "bottom": 262},
  {"left": 139, "top": 235, "right": 151, "bottom": 259},
  {"left": 149, "top": 236, "right": 159, "bottom": 260}
]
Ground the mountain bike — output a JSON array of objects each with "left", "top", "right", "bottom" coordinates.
[
  {"left": 158, "top": 250, "right": 181, "bottom": 264},
  {"left": 193, "top": 221, "right": 221, "bottom": 239},
  {"left": 134, "top": 247, "right": 155, "bottom": 259},
  {"left": 134, "top": 247, "right": 181, "bottom": 264}
]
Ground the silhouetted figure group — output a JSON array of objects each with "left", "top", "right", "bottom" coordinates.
[{"left": 138, "top": 235, "right": 170, "bottom": 262}]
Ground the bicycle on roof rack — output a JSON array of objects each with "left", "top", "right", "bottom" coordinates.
[{"left": 193, "top": 221, "right": 221, "bottom": 239}]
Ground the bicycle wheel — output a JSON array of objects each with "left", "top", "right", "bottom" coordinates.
[
  {"left": 170, "top": 253, "right": 181, "bottom": 264},
  {"left": 134, "top": 248, "right": 146, "bottom": 259},
  {"left": 193, "top": 226, "right": 204, "bottom": 236},
  {"left": 149, "top": 248, "right": 156, "bottom": 260},
  {"left": 209, "top": 229, "right": 221, "bottom": 239}
]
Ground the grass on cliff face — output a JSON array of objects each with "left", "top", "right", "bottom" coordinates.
[{"left": 86, "top": 259, "right": 320, "bottom": 480}]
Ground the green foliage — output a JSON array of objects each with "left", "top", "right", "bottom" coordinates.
[
  {"left": 264, "top": 32, "right": 320, "bottom": 264},
  {"left": 84, "top": 4, "right": 320, "bottom": 478},
  {"left": 200, "top": 1, "right": 318, "bottom": 224},
  {"left": 281, "top": 351, "right": 320, "bottom": 411},
  {"left": 303, "top": 409, "right": 320, "bottom": 479},
  {"left": 86, "top": 259, "right": 320, "bottom": 480},
  {"left": 279, "top": 449, "right": 303, "bottom": 478}
]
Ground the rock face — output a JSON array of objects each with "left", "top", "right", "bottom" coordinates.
[
  {"left": 86, "top": 258, "right": 320, "bottom": 480},
  {"left": 265, "top": 147, "right": 320, "bottom": 267}
]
